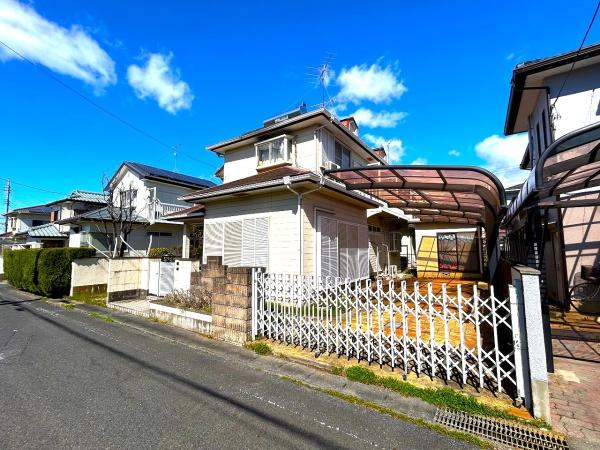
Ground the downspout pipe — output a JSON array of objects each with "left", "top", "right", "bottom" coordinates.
[{"left": 284, "top": 175, "right": 325, "bottom": 275}]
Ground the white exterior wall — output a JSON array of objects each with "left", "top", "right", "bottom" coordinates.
[
  {"left": 223, "top": 145, "right": 258, "bottom": 183},
  {"left": 6, "top": 213, "right": 49, "bottom": 233},
  {"left": 295, "top": 127, "right": 319, "bottom": 171},
  {"left": 112, "top": 170, "right": 152, "bottom": 219},
  {"left": 203, "top": 190, "right": 299, "bottom": 273},
  {"left": 221, "top": 124, "right": 372, "bottom": 183},
  {"left": 548, "top": 64, "right": 600, "bottom": 139},
  {"left": 527, "top": 64, "right": 600, "bottom": 163}
]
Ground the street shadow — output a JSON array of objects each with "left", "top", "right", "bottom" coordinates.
[{"left": 17, "top": 301, "right": 349, "bottom": 449}]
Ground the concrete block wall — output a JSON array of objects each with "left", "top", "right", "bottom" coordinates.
[
  {"left": 70, "top": 257, "right": 109, "bottom": 297},
  {"left": 198, "top": 256, "right": 253, "bottom": 345}
]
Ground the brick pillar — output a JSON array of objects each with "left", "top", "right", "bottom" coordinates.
[{"left": 212, "top": 266, "right": 253, "bottom": 345}]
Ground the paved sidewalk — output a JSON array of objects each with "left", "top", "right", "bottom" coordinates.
[{"left": 550, "top": 339, "right": 600, "bottom": 447}]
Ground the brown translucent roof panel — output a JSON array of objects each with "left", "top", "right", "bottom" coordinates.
[
  {"left": 505, "top": 121, "right": 600, "bottom": 222},
  {"left": 325, "top": 165, "right": 505, "bottom": 232}
]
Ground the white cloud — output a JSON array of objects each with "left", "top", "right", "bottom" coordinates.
[
  {"left": 475, "top": 134, "right": 530, "bottom": 187},
  {"left": 336, "top": 62, "right": 406, "bottom": 104},
  {"left": 352, "top": 108, "right": 407, "bottom": 128},
  {"left": 363, "top": 133, "right": 405, "bottom": 164},
  {"left": 127, "top": 52, "right": 193, "bottom": 114},
  {"left": 448, "top": 149, "right": 461, "bottom": 157},
  {"left": 506, "top": 52, "right": 515, "bottom": 61},
  {"left": 411, "top": 157, "right": 427, "bottom": 165},
  {"left": 0, "top": 0, "right": 116, "bottom": 90}
]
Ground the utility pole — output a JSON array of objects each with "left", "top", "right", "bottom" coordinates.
[{"left": 4, "top": 179, "right": 10, "bottom": 233}]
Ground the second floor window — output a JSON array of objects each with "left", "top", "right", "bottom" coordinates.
[
  {"left": 335, "top": 141, "right": 352, "bottom": 168},
  {"left": 256, "top": 135, "right": 292, "bottom": 167},
  {"left": 120, "top": 189, "right": 137, "bottom": 208}
]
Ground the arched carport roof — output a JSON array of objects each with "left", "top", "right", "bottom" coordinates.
[
  {"left": 505, "top": 121, "right": 600, "bottom": 223},
  {"left": 325, "top": 165, "right": 506, "bottom": 233}
]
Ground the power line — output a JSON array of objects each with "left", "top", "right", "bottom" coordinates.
[
  {"left": 0, "top": 39, "right": 218, "bottom": 171},
  {"left": 0, "top": 176, "right": 69, "bottom": 196},
  {"left": 553, "top": 0, "right": 600, "bottom": 107}
]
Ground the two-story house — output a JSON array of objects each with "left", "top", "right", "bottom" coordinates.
[
  {"left": 176, "top": 107, "right": 391, "bottom": 277},
  {"left": 2, "top": 204, "right": 53, "bottom": 247},
  {"left": 503, "top": 42, "right": 600, "bottom": 309},
  {"left": 61, "top": 162, "right": 214, "bottom": 256}
]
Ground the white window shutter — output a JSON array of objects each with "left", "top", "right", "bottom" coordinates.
[
  {"left": 241, "top": 218, "right": 256, "bottom": 267},
  {"left": 224, "top": 220, "right": 242, "bottom": 266},
  {"left": 254, "top": 217, "right": 269, "bottom": 268},
  {"left": 203, "top": 222, "right": 224, "bottom": 264}
]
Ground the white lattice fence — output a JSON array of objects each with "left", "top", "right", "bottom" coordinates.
[{"left": 252, "top": 270, "right": 525, "bottom": 399}]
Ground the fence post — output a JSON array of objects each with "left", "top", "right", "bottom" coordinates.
[{"left": 510, "top": 265, "right": 551, "bottom": 423}]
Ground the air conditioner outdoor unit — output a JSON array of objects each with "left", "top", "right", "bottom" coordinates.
[{"left": 324, "top": 161, "right": 340, "bottom": 171}]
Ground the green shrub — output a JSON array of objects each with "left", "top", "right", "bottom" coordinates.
[
  {"left": 148, "top": 247, "right": 171, "bottom": 258},
  {"left": 346, "top": 365, "right": 377, "bottom": 384},
  {"left": 3, "top": 248, "right": 39, "bottom": 290},
  {"left": 4, "top": 247, "right": 95, "bottom": 297},
  {"left": 37, "top": 248, "right": 95, "bottom": 297}
]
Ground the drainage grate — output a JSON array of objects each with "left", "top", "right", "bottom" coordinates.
[{"left": 434, "top": 408, "right": 569, "bottom": 450}]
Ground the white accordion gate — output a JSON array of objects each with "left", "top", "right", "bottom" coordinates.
[{"left": 252, "top": 270, "right": 526, "bottom": 399}]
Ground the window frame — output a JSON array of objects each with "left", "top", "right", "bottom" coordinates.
[
  {"left": 120, "top": 189, "right": 138, "bottom": 208},
  {"left": 334, "top": 140, "right": 352, "bottom": 169},
  {"left": 255, "top": 134, "right": 293, "bottom": 168}
]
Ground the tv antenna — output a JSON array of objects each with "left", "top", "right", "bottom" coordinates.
[{"left": 306, "top": 52, "right": 336, "bottom": 109}]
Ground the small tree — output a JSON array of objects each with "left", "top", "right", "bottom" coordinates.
[{"left": 92, "top": 177, "right": 150, "bottom": 258}]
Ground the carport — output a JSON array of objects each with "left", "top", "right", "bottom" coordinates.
[
  {"left": 503, "top": 121, "right": 600, "bottom": 311},
  {"left": 325, "top": 165, "right": 506, "bottom": 281}
]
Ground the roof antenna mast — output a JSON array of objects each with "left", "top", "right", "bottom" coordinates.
[{"left": 306, "top": 52, "right": 336, "bottom": 110}]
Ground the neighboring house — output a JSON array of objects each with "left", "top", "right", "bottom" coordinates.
[
  {"left": 61, "top": 162, "right": 214, "bottom": 256},
  {"left": 1, "top": 204, "right": 53, "bottom": 248},
  {"left": 503, "top": 42, "right": 600, "bottom": 308},
  {"left": 174, "top": 107, "right": 484, "bottom": 279},
  {"left": 2, "top": 191, "right": 107, "bottom": 249}
]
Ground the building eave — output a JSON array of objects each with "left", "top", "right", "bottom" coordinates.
[{"left": 505, "top": 42, "right": 600, "bottom": 135}]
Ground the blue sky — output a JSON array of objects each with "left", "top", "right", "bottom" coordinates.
[{"left": 2, "top": 0, "right": 600, "bottom": 215}]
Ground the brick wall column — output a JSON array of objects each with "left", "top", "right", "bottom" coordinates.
[{"left": 212, "top": 266, "right": 253, "bottom": 345}]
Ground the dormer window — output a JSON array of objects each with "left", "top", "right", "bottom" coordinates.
[{"left": 255, "top": 135, "right": 292, "bottom": 168}]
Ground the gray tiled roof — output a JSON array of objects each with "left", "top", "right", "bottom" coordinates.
[
  {"left": 17, "top": 223, "right": 66, "bottom": 238},
  {"left": 59, "top": 206, "right": 149, "bottom": 224},
  {"left": 45, "top": 190, "right": 107, "bottom": 206}
]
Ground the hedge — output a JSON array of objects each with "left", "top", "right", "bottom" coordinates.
[{"left": 4, "top": 248, "right": 96, "bottom": 297}]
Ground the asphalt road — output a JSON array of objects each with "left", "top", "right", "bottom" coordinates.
[{"left": 0, "top": 284, "right": 474, "bottom": 449}]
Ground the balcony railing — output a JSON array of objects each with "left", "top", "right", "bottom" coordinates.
[{"left": 151, "top": 200, "right": 186, "bottom": 220}]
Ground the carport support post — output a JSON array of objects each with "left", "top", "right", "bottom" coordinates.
[{"left": 511, "top": 265, "right": 551, "bottom": 422}]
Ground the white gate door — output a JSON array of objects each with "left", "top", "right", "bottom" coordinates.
[
  {"left": 158, "top": 261, "right": 175, "bottom": 296},
  {"left": 149, "top": 260, "right": 175, "bottom": 297}
]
